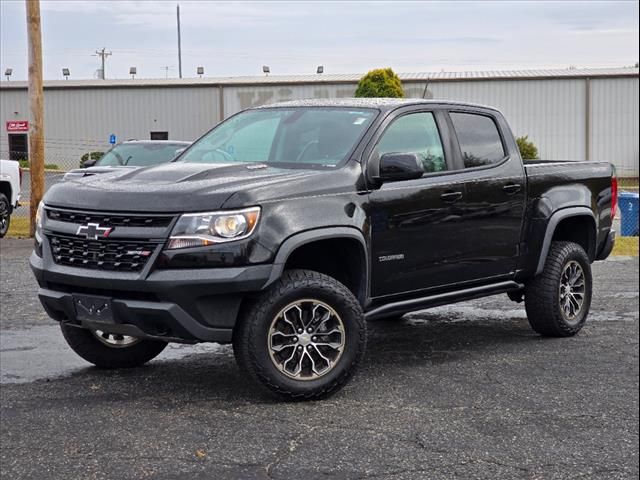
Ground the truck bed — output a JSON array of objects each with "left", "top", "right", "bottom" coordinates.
[{"left": 524, "top": 160, "right": 613, "bottom": 193}]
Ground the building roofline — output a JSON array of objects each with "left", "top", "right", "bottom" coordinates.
[{"left": 1, "top": 67, "right": 637, "bottom": 91}]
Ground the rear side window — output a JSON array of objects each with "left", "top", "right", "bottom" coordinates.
[{"left": 450, "top": 113, "right": 505, "bottom": 168}]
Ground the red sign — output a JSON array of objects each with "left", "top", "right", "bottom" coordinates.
[{"left": 6, "top": 121, "right": 29, "bottom": 132}]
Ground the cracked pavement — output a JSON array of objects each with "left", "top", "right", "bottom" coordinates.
[{"left": 1, "top": 238, "right": 638, "bottom": 479}]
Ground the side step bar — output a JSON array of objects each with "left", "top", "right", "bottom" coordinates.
[{"left": 364, "top": 281, "right": 524, "bottom": 320}]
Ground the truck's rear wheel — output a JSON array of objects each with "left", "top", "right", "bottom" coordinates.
[
  {"left": 525, "top": 241, "right": 592, "bottom": 337},
  {"left": 233, "top": 269, "right": 366, "bottom": 400},
  {"left": 60, "top": 323, "right": 167, "bottom": 368}
]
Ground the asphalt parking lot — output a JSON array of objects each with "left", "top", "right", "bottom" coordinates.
[{"left": 0, "top": 238, "right": 638, "bottom": 479}]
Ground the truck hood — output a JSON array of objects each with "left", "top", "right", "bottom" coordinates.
[{"left": 44, "top": 162, "right": 334, "bottom": 213}]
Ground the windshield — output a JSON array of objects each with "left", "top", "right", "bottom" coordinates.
[
  {"left": 97, "top": 143, "right": 186, "bottom": 167},
  {"left": 179, "top": 107, "right": 377, "bottom": 168}
]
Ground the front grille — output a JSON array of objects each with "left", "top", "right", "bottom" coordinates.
[
  {"left": 46, "top": 208, "right": 173, "bottom": 228},
  {"left": 49, "top": 234, "right": 158, "bottom": 272}
]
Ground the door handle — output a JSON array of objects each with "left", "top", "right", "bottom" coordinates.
[
  {"left": 440, "top": 191, "right": 463, "bottom": 203},
  {"left": 502, "top": 183, "right": 521, "bottom": 195}
]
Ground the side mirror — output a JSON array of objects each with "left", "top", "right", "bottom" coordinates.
[
  {"left": 82, "top": 158, "right": 98, "bottom": 168},
  {"left": 378, "top": 152, "right": 423, "bottom": 182}
]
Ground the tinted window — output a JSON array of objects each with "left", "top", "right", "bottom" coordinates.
[
  {"left": 376, "top": 112, "right": 446, "bottom": 173},
  {"left": 450, "top": 113, "right": 505, "bottom": 168}
]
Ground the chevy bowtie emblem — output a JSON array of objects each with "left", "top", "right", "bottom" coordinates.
[{"left": 76, "top": 223, "right": 113, "bottom": 240}]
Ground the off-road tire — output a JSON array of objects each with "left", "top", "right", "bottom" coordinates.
[
  {"left": 525, "top": 241, "right": 592, "bottom": 337},
  {"left": 233, "top": 269, "right": 366, "bottom": 400},
  {"left": 60, "top": 323, "right": 167, "bottom": 368},
  {"left": 0, "top": 193, "right": 10, "bottom": 238}
]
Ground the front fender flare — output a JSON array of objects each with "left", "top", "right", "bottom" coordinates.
[{"left": 264, "top": 227, "right": 368, "bottom": 292}]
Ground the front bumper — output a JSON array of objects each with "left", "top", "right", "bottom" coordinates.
[{"left": 30, "top": 251, "right": 274, "bottom": 343}]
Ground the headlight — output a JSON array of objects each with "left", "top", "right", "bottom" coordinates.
[
  {"left": 35, "top": 200, "right": 44, "bottom": 244},
  {"left": 166, "top": 207, "right": 260, "bottom": 249}
]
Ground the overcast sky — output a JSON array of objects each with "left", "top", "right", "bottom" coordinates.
[{"left": 1, "top": 0, "right": 638, "bottom": 81}]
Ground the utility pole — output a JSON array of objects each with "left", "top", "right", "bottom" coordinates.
[
  {"left": 161, "top": 66, "right": 174, "bottom": 78},
  {"left": 176, "top": 4, "right": 183, "bottom": 78},
  {"left": 26, "top": 0, "right": 44, "bottom": 236},
  {"left": 94, "top": 48, "right": 112, "bottom": 79}
]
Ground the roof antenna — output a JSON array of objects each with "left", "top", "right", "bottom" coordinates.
[{"left": 421, "top": 77, "right": 430, "bottom": 99}]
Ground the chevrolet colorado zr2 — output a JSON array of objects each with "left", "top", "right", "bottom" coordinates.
[{"left": 30, "top": 99, "right": 617, "bottom": 399}]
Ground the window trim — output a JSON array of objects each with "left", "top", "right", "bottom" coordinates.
[
  {"left": 364, "top": 107, "right": 454, "bottom": 182},
  {"left": 447, "top": 109, "right": 510, "bottom": 172}
]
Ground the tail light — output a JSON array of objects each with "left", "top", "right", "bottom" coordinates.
[
  {"left": 611, "top": 174, "right": 618, "bottom": 219},
  {"left": 18, "top": 167, "right": 23, "bottom": 187}
]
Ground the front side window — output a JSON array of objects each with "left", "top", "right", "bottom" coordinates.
[
  {"left": 179, "top": 108, "right": 377, "bottom": 168},
  {"left": 450, "top": 112, "right": 505, "bottom": 168},
  {"left": 375, "top": 112, "right": 446, "bottom": 174}
]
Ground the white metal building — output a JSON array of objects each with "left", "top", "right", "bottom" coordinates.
[{"left": 0, "top": 67, "right": 638, "bottom": 176}]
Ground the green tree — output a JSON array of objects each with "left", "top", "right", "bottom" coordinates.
[
  {"left": 355, "top": 68, "right": 405, "bottom": 98},
  {"left": 516, "top": 135, "right": 539, "bottom": 160}
]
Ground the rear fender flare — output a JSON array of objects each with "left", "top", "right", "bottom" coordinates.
[{"left": 535, "top": 207, "right": 596, "bottom": 275}]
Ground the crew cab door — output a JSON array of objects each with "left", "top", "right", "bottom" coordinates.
[
  {"left": 366, "top": 108, "right": 472, "bottom": 297},
  {"left": 446, "top": 109, "right": 526, "bottom": 280}
]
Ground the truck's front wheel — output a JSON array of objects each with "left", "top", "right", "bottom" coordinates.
[
  {"left": 60, "top": 323, "right": 167, "bottom": 368},
  {"left": 525, "top": 241, "right": 593, "bottom": 337},
  {"left": 0, "top": 193, "right": 11, "bottom": 238},
  {"left": 233, "top": 269, "right": 366, "bottom": 400}
]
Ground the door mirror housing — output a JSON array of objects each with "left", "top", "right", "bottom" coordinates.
[
  {"left": 81, "top": 158, "right": 98, "bottom": 168},
  {"left": 378, "top": 153, "right": 423, "bottom": 182}
]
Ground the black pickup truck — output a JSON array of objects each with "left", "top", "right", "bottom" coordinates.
[{"left": 31, "top": 99, "right": 617, "bottom": 399}]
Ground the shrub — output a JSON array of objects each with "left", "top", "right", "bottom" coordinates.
[
  {"left": 355, "top": 68, "right": 405, "bottom": 98},
  {"left": 80, "top": 151, "right": 104, "bottom": 168},
  {"left": 18, "top": 158, "right": 60, "bottom": 170},
  {"left": 516, "top": 135, "right": 539, "bottom": 160},
  {"left": 17, "top": 159, "right": 59, "bottom": 170}
]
